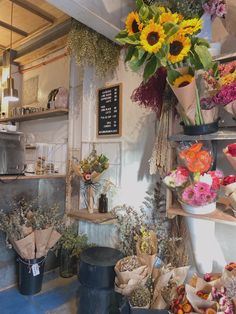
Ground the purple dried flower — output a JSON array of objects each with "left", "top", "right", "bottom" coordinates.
[{"left": 131, "top": 67, "right": 167, "bottom": 118}]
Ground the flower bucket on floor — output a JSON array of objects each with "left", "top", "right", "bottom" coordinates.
[{"left": 17, "top": 256, "right": 46, "bottom": 295}]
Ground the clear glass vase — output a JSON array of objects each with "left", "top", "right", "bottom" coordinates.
[{"left": 59, "top": 248, "right": 77, "bottom": 278}]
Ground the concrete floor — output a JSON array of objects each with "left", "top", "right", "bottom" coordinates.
[{"left": 0, "top": 273, "right": 78, "bottom": 314}]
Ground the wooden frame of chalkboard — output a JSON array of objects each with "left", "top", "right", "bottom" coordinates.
[{"left": 97, "top": 83, "right": 122, "bottom": 137}]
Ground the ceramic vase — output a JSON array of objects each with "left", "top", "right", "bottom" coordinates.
[{"left": 181, "top": 202, "right": 216, "bottom": 214}]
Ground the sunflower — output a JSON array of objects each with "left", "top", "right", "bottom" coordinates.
[
  {"left": 173, "top": 74, "right": 194, "bottom": 88},
  {"left": 168, "top": 33, "right": 191, "bottom": 64},
  {"left": 126, "top": 11, "right": 143, "bottom": 36},
  {"left": 159, "top": 12, "right": 179, "bottom": 24},
  {"left": 140, "top": 20, "right": 166, "bottom": 53},
  {"left": 180, "top": 18, "right": 202, "bottom": 35}
]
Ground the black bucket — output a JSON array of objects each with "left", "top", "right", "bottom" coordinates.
[
  {"left": 17, "top": 256, "right": 46, "bottom": 295},
  {"left": 181, "top": 120, "right": 219, "bottom": 135}
]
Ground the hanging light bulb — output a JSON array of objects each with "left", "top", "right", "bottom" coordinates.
[{"left": 3, "top": 2, "right": 19, "bottom": 102}]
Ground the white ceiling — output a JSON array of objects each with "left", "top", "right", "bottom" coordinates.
[{"left": 46, "top": 0, "right": 134, "bottom": 42}]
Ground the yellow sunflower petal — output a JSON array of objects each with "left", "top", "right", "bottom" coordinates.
[
  {"left": 168, "top": 33, "right": 191, "bottom": 64},
  {"left": 160, "top": 12, "right": 179, "bottom": 24},
  {"left": 180, "top": 18, "right": 202, "bottom": 35},
  {"left": 173, "top": 74, "right": 194, "bottom": 88},
  {"left": 140, "top": 20, "right": 166, "bottom": 54},
  {"left": 126, "top": 11, "right": 143, "bottom": 36}
]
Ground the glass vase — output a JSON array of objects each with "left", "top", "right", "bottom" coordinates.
[{"left": 59, "top": 248, "right": 77, "bottom": 278}]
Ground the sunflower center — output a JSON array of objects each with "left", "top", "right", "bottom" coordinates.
[
  {"left": 147, "top": 32, "right": 159, "bottom": 46},
  {"left": 178, "top": 81, "right": 190, "bottom": 88},
  {"left": 170, "top": 40, "right": 183, "bottom": 56},
  {"left": 132, "top": 20, "right": 139, "bottom": 33}
]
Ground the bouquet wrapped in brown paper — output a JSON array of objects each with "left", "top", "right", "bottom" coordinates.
[
  {"left": 223, "top": 143, "right": 236, "bottom": 171},
  {"left": 72, "top": 148, "right": 109, "bottom": 213},
  {"left": 114, "top": 256, "right": 149, "bottom": 296},
  {"left": 0, "top": 200, "right": 63, "bottom": 260}
]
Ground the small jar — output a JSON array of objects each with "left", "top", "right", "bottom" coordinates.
[{"left": 98, "top": 194, "right": 108, "bottom": 213}]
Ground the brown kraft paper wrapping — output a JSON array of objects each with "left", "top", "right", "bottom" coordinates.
[
  {"left": 35, "top": 227, "right": 53, "bottom": 258},
  {"left": 46, "top": 229, "right": 62, "bottom": 251},
  {"left": 11, "top": 232, "right": 35, "bottom": 260}
]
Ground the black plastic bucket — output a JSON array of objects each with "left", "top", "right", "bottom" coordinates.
[
  {"left": 181, "top": 120, "right": 219, "bottom": 135},
  {"left": 17, "top": 256, "right": 46, "bottom": 295}
]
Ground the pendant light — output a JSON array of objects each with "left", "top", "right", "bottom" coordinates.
[{"left": 3, "top": 1, "right": 19, "bottom": 102}]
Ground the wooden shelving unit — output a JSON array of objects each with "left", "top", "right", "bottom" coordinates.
[
  {"left": 168, "top": 201, "right": 236, "bottom": 226},
  {"left": 0, "top": 109, "right": 68, "bottom": 123},
  {"left": 0, "top": 174, "right": 66, "bottom": 180},
  {"left": 68, "top": 208, "right": 117, "bottom": 224}
]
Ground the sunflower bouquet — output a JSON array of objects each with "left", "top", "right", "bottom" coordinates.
[{"left": 116, "top": 0, "right": 215, "bottom": 126}]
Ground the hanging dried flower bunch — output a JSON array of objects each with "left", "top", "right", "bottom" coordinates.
[{"left": 67, "top": 20, "right": 120, "bottom": 77}]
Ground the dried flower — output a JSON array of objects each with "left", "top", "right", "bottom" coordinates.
[
  {"left": 119, "top": 256, "right": 142, "bottom": 272},
  {"left": 129, "top": 286, "right": 151, "bottom": 307},
  {"left": 67, "top": 20, "right": 120, "bottom": 77}
]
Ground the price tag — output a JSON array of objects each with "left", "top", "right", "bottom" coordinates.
[{"left": 32, "top": 263, "right": 40, "bottom": 276}]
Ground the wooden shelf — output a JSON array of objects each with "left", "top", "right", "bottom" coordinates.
[
  {"left": 167, "top": 201, "right": 236, "bottom": 226},
  {"left": 0, "top": 109, "right": 68, "bottom": 123},
  {"left": 169, "top": 127, "right": 236, "bottom": 141},
  {"left": 0, "top": 174, "right": 66, "bottom": 180},
  {"left": 68, "top": 208, "right": 117, "bottom": 224}
]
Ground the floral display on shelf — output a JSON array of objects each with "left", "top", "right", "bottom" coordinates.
[
  {"left": 116, "top": 0, "right": 216, "bottom": 126},
  {"left": 73, "top": 148, "right": 109, "bottom": 213},
  {"left": 0, "top": 199, "right": 63, "bottom": 260},
  {"left": 67, "top": 20, "right": 120, "bottom": 77},
  {"left": 202, "top": 61, "right": 236, "bottom": 118},
  {"left": 163, "top": 142, "right": 224, "bottom": 214}
]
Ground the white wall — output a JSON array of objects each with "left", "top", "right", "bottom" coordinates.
[
  {"left": 19, "top": 50, "right": 70, "bottom": 174},
  {"left": 79, "top": 54, "right": 156, "bottom": 245}
]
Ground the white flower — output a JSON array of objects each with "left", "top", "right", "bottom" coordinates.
[{"left": 199, "top": 173, "right": 213, "bottom": 186}]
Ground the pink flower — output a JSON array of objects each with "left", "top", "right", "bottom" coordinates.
[
  {"left": 84, "top": 173, "right": 91, "bottom": 181},
  {"left": 213, "top": 81, "right": 236, "bottom": 105},
  {"left": 193, "top": 182, "right": 211, "bottom": 194},
  {"left": 216, "top": 3, "right": 227, "bottom": 17},
  {"left": 207, "top": 170, "right": 223, "bottom": 190},
  {"left": 182, "top": 187, "right": 195, "bottom": 204}
]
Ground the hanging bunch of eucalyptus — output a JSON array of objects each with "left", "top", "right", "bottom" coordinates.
[{"left": 67, "top": 20, "right": 120, "bottom": 77}]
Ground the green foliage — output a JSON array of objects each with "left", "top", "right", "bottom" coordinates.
[
  {"left": 67, "top": 20, "right": 120, "bottom": 77},
  {"left": 58, "top": 225, "right": 93, "bottom": 256}
]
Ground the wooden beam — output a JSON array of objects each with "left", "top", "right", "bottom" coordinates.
[
  {"left": 9, "top": 0, "right": 55, "bottom": 24},
  {"left": 15, "top": 35, "right": 68, "bottom": 65},
  {"left": 0, "top": 20, "right": 28, "bottom": 37}
]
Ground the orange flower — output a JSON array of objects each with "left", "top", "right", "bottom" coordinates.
[{"left": 179, "top": 143, "right": 212, "bottom": 173}]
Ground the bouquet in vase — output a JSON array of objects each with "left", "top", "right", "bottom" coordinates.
[
  {"left": 73, "top": 149, "right": 109, "bottom": 213},
  {"left": 116, "top": 0, "right": 217, "bottom": 126},
  {"left": 163, "top": 142, "right": 223, "bottom": 214}
]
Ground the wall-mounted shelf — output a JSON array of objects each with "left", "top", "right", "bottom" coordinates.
[
  {"left": 0, "top": 174, "right": 66, "bottom": 181},
  {"left": 168, "top": 201, "right": 236, "bottom": 226},
  {"left": 0, "top": 109, "right": 68, "bottom": 123},
  {"left": 169, "top": 127, "right": 236, "bottom": 142},
  {"left": 68, "top": 208, "right": 117, "bottom": 224}
]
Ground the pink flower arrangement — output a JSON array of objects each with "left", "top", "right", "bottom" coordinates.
[
  {"left": 203, "top": 0, "right": 227, "bottom": 20},
  {"left": 182, "top": 182, "right": 217, "bottom": 206},
  {"left": 201, "top": 61, "right": 236, "bottom": 110},
  {"left": 163, "top": 166, "right": 189, "bottom": 189}
]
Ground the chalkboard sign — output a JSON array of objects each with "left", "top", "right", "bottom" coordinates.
[{"left": 97, "top": 84, "right": 122, "bottom": 137}]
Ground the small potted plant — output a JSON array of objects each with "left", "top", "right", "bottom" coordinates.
[{"left": 58, "top": 225, "right": 92, "bottom": 278}]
